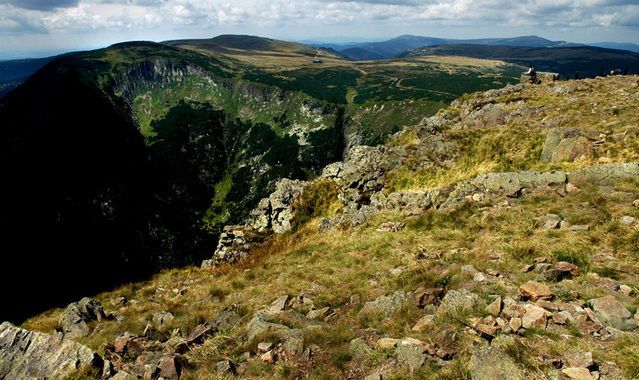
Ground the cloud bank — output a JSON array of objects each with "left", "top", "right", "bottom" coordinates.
[{"left": 1, "top": 0, "right": 638, "bottom": 58}]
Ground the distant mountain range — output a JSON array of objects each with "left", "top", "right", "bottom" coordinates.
[
  {"left": 590, "top": 42, "right": 639, "bottom": 54},
  {"left": 309, "top": 35, "right": 639, "bottom": 60},
  {"left": 310, "top": 35, "right": 581, "bottom": 60},
  {"left": 2, "top": 34, "right": 639, "bottom": 100}
]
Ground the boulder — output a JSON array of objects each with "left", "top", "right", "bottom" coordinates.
[
  {"left": 541, "top": 129, "right": 593, "bottom": 163},
  {"left": 152, "top": 311, "right": 174, "bottom": 328},
  {"left": 562, "top": 367, "right": 596, "bottom": 380},
  {"left": 552, "top": 136, "right": 592, "bottom": 162},
  {"left": 435, "top": 289, "right": 480, "bottom": 318},
  {"left": 588, "top": 296, "right": 637, "bottom": 331},
  {"left": 413, "top": 287, "right": 445, "bottom": 308},
  {"left": 360, "top": 291, "right": 411, "bottom": 318},
  {"left": 519, "top": 281, "right": 554, "bottom": 300},
  {"left": 565, "top": 352, "right": 594, "bottom": 369},
  {"left": 202, "top": 225, "right": 265, "bottom": 267},
  {"left": 246, "top": 312, "right": 304, "bottom": 357},
  {"left": 377, "top": 337, "right": 401, "bottom": 349},
  {"left": 395, "top": 343, "right": 426, "bottom": 372},
  {"left": 58, "top": 297, "right": 106, "bottom": 339},
  {"left": 567, "top": 163, "right": 639, "bottom": 186},
  {"left": 412, "top": 315, "right": 435, "bottom": 332},
  {"left": 521, "top": 304, "right": 550, "bottom": 330},
  {"left": 216, "top": 360, "right": 236, "bottom": 376},
  {"left": 486, "top": 296, "right": 502, "bottom": 317},
  {"left": 0, "top": 322, "right": 102, "bottom": 379},
  {"left": 468, "top": 336, "right": 525, "bottom": 380},
  {"left": 349, "top": 338, "right": 373, "bottom": 361},
  {"left": 544, "top": 261, "right": 579, "bottom": 282}
]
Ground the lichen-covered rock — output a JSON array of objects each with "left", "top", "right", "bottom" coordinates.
[
  {"left": 468, "top": 336, "right": 525, "bottom": 380},
  {"left": 588, "top": 295, "right": 637, "bottom": 331},
  {"left": 246, "top": 312, "right": 304, "bottom": 357},
  {"left": 435, "top": 289, "right": 480, "bottom": 318},
  {"left": 269, "top": 179, "right": 308, "bottom": 233},
  {"left": 541, "top": 128, "right": 594, "bottom": 163},
  {"left": 567, "top": 163, "right": 639, "bottom": 185},
  {"left": 202, "top": 225, "right": 265, "bottom": 268},
  {"left": 58, "top": 297, "right": 106, "bottom": 339},
  {"left": 360, "top": 291, "right": 411, "bottom": 318},
  {"left": 0, "top": 322, "right": 102, "bottom": 379}
]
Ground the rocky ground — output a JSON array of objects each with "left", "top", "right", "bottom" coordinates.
[{"left": 4, "top": 75, "right": 639, "bottom": 379}]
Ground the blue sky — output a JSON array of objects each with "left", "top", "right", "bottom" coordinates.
[{"left": 1, "top": 0, "right": 639, "bottom": 59}]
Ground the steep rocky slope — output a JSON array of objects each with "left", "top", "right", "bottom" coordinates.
[{"left": 10, "top": 75, "right": 639, "bottom": 379}]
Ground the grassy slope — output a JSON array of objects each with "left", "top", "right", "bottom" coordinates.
[{"left": 23, "top": 76, "right": 639, "bottom": 379}]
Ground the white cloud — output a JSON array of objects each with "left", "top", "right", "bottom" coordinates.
[{"left": 0, "top": 0, "right": 638, "bottom": 58}]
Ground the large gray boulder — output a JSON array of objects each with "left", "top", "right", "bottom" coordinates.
[
  {"left": 568, "top": 163, "right": 639, "bottom": 185},
  {"left": 468, "top": 336, "right": 525, "bottom": 380},
  {"left": 359, "top": 291, "right": 411, "bottom": 318},
  {"left": 588, "top": 295, "right": 637, "bottom": 331},
  {"left": 58, "top": 297, "right": 106, "bottom": 339},
  {"left": 0, "top": 322, "right": 102, "bottom": 378},
  {"left": 541, "top": 129, "right": 593, "bottom": 163},
  {"left": 435, "top": 289, "right": 480, "bottom": 319}
]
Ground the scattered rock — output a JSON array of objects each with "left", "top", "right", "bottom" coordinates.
[
  {"left": 269, "top": 295, "right": 291, "bottom": 313},
  {"left": 522, "top": 304, "right": 550, "bottom": 330},
  {"left": 519, "top": 281, "right": 554, "bottom": 301},
  {"left": 260, "top": 350, "right": 275, "bottom": 363},
  {"left": 486, "top": 297, "right": 502, "bottom": 317},
  {"left": 619, "top": 284, "right": 633, "bottom": 296},
  {"left": 544, "top": 218, "right": 560, "bottom": 230},
  {"left": 395, "top": 343, "right": 426, "bottom": 372},
  {"left": 413, "top": 287, "right": 444, "bottom": 308},
  {"left": 544, "top": 261, "right": 579, "bottom": 282},
  {"left": 349, "top": 338, "right": 373, "bottom": 360},
  {"left": 435, "top": 289, "right": 480, "bottom": 318},
  {"left": 588, "top": 295, "right": 637, "bottom": 331},
  {"left": 473, "top": 272, "right": 488, "bottom": 283},
  {"left": 570, "top": 224, "right": 590, "bottom": 232},
  {"left": 621, "top": 215, "right": 636, "bottom": 225},
  {"left": 258, "top": 342, "right": 274, "bottom": 353},
  {"left": 246, "top": 312, "right": 304, "bottom": 357},
  {"left": 412, "top": 315, "right": 435, "bottom": 332},
  {"left": 565, "top": 352, "right": 594, "bottom": 369},
  {"left": 509, "top": 317, "right": 522, "bottom": 332},
  {"left": 377, "top": 337, "right": 401, "bottom": 349},
  {"left": 57, "top": 297, "right": 106, "bottom": 339},
  {"left": 376, "top": 221, "right": 405, "bottom": 232},
  {"left": 562, "top": 367, "right": 596, "bottom": 380},
  {"left": 360, "top": 291, "right": 410, "bottom": 318},
  {"left": 468, "top": 336, "right": 525, "bottom": 380},
  {"left": 157, "top": 354, "right": 187, "bottom": 379},
  {"left": 152, "top": 311, "right": 174, "bottom": 328},
  {"left": 216, "top": 360, "right": 235, "bottom": 375},
  {"left": 552, "top": 311, "right": 571, "bottom": 325},
  {"left": 306, "top": 307, "right": 332, "bottom": 320},
  {"left": 0, "top": 322, "right": 103, "bottom": 379}
]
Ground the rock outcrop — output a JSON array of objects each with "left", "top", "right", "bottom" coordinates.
[
  {"left": 58, "top": 297, "right": 107, "bottom": 339},
  {"left": 0, "top": 322, "right": 102, "bottom": 379}
]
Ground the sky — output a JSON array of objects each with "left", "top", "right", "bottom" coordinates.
[{"left": 1, "top": 0, "right": 639, "bottom": 59}]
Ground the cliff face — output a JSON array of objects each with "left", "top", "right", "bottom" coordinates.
[{"left": 0, "top": 51, "right": 346, "bottom": 323}]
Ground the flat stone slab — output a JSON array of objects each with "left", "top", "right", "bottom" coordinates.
[{"left": 0, "top": 322, "right": 102, "bottom": 379}]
